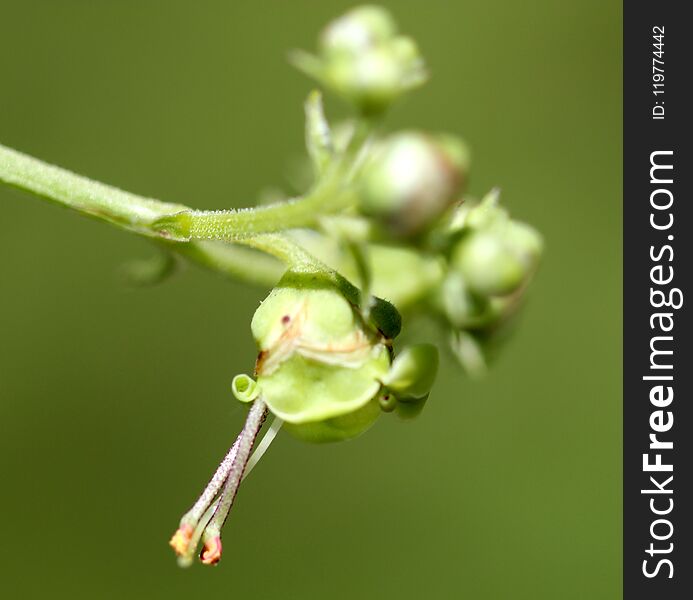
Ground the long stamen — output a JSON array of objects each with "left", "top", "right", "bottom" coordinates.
[
  {"left": 184, "top": 415, "right": 280, "bottom": 566},
  {"left": 200, "top": 398, "right": 268, "bottom": 565},
  {"left": 170, "top": 432, "right": 242, "bottom": 558},
  {"left": 175, "top": 416, "right": 281, "bottom": 567}
]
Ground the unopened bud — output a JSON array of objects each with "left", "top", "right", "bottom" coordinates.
[
  {"left": 453, "top": 231, "right": 525, "bottom": 297},
  {"left": 292, "top": 6, "right": 427, "bottom": 113},
  {"left": 452, "top": 220, "right": 542, "bottom": 297},
  {"left": 359, "top": 132, "right": 469, "bottom": 237}
]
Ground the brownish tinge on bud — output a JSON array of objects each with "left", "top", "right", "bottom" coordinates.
[{"left": 200, "top": 536, "right": 223, "bottom": 565}]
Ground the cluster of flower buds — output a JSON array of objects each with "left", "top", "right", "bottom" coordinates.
[
  {"left": 168, "top": 3, "right": 543, "bottom": 568},
  {"left": 291, "top": 5, "right": 427, "bottom": 113},
  {"left": 437, "top": 190, "right": 543, "bottom": 373},
  {"left": 450, "top": 193, "right": 542, "bottom": 298}
]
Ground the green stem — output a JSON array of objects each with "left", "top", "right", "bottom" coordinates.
[
  {"left": 149, "top": 114, "right": 376, "bottom": 243},
  {"left": 152, "top": 184, "right": 356, "bottom": 242},
  {"left": 0, "top": 113, "right": 375, "bottom": 285},
  {"left": 238, "top": 233, "right": 321, "bottom": 271},
  {"left": 171, "top": 241, "right": 283, "bottom": 287},
  {"left": 0, "top": 142, "right": 283, "bottom": 287},
  {"left": 0, "top": 142, "right": 186, "bottom": 232}
]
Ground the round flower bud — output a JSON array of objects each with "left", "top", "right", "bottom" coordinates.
[
  {"left": 292, "top": 7, "right": 427, "bottom": 113},
  {"left": 451, "top": 220, "right": 542, "bottom": 297},
  {"left": 250, "top": 272, "right": 392, "bottom": 443},
  {"left": 359, "top": 132, "right": 469, "bottom": 237}
]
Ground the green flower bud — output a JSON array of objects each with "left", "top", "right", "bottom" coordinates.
[
  {"left": 359, "top": 132, "right": 469, "bottom": 237},
  {"left": 452, "top": 231, "right": 525, "bottom": 297},
  {"left": 451, "top": 220, "right": 543, "bottom": 297},
  {"left": 292, "top": 6, "right": 427, "bottom": 113},
  {"left": 250, "top": 271, "right": 392, "bottom": 442}
]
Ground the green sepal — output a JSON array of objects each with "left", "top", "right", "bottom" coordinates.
[
  {"left": 395, "top": 394, "right": 428, "bottom": 419},
  {"left": 369, "top": 296, "right": 401, "bottom": 339},
  {"left": 383, "top": 343, "right": 438, "bottom": 400}
]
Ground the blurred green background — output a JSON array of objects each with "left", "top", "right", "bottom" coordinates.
[{"left": 0, "top": 1, "right": 621, "bottom": 598}]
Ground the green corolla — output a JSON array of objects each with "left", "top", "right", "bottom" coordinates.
[{"left": 233, "top": 271, "right": 438, "bottom": 442}]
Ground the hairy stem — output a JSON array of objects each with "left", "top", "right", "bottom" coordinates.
[
  {"left": 0, "top": 142, "right": 291, "bottom": 286},
  {"left": 149, "top": 114, "right": 375, "bottom": 243},
  {"left": 0, "top": 143, "right": 187, "bottom": 230},
  {"left": 0, "top": 112, "right": 375, "bottom": 286},
  {"left": 152, "top": 185, "right": 356, "bottom": 243},
  {"left": 171, "top": 241, "right": 283, "bottom": 287},
  {"left": 0, "top": 135, "right": 373, "bottom": 287}
]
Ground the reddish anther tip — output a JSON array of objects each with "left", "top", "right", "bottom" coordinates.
[
  {"left": 200, "top": 536, "right": 223, "bottom": 565},
  {"left": 169, "top": 523, "right": 194, "bottom": 556}
]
